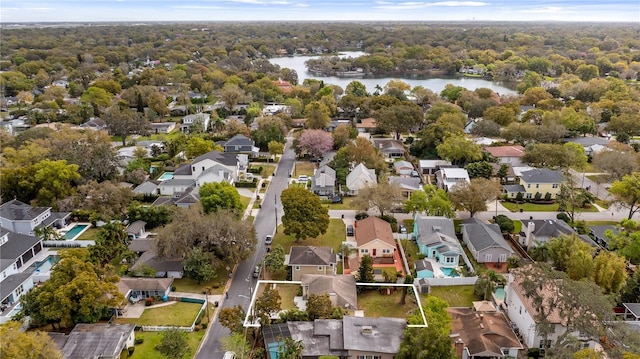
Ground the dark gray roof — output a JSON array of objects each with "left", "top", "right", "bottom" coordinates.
[
  {"left": 55, "top": 323, "right": 136, "bottom": 359},
  {"left": 133, "top": 180, "right": 159, "bottom": 195},
  {"left": 389, "top": 176, "right": 421, "bottom": 190},
  {"left": 521, "top": 219, "right": 575, "bottom": 238},
  {"left": 117, "top": 277, "right": 174, "bottom": 292},
  {"left": 0, "top": 258, "right": 16, "bottom": 272},
  {"left": 342, "top": 316, "right": 406, "bottom": 354},
  {"left": 566, "top": 136, "right": 610, "bottom": 147},
  {"left": 415, "top": 259, "right": 434, "bottom": 272},
  {"left": 623, "top": 303, "right": 640, "bottom": 318},
  {"left": 0, "top": 229, "right": 42, "bottom": 261},
  {"left": 159, "top": 178, "right": 196, "bottom": 187},
  {"left": 461, "top": 219, "right": 513, "bottom": 252},
  {"left": 579, "top": 234, "right": 599, "bottom": 248},
  {"left": 0, "top": 199, "right": 49, "bottom": 221},
  {"left": 128, "top": 239, "right": 155, "bottom": 253},
  {"left": 414, "top": 216, "right": 457, "bottom": 247},
  {"left": 131, "top": 250, "right": 183, "bottom": 273},
  {"left": 289, "top": 246, "right": 336, "bottom": 266},
  {"left": 0, "top": 271, "right": 34, "bottom": 301},
  {"left": 173, "top": 163, "right": 192, "bottom": 176},
  {"left": 288, "top": 320, "right": 347, "bottom": 358},
  {"left": 224, "top": 134, "right": 254, "bottom": 146},
  {"left": 590, "top": 225, "right": 619, "bottom": 243},
  {"left": 192, "top": 150, "right": 238, "bottom": 166},
  {"left": 503, "top": 184, "right": 526, "bottom": 193},
  {"left": 520, "top": 168, "right": 565, "bottom": 183},
  {"left": 301, "top": 274, "right": 357, "bottom": 310},
  {"left": 126, "top": 220, "right": 146, "bottom": 235},
  {"left": 39, "top": 211, "right": 70, "bottom": 228}
]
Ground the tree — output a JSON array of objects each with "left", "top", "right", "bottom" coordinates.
[
  {"left": 329, "top": 137, "right": 387, "bottom": 182},
  {"left": 254, "top": 285, "right": 281, "bottom": 326},
  {"left": 470, "top": 119, "right": 502, "bottom": 137},
  {"left": 264, "top": 244, "right": 286, "bottom": 275},
  {"left": 593, "top": 251, "right": 628, "bottom": 294},
  {"left": 185, "top": 136, "right": 216, "bottom": 158},
  {"left": 127, "top": 202, "right": 172, "bottom": 229},
  {"left": 375, "top": 103, "right": 423, "bottom": 140},
  {"left": 592, "top": 150, "right": 639, "bottom": 182},
  {"left": 609, "top": 173, "right": 640, "bottom": 220},
  {"left": 396, "top": 296, "right": 455, "bottom": 359},
  {"left": 88, "top": 222, "right": 130, "bottom": 267},
  {"left": 33, "top": 159, "right": 81, "bottom": 206},
  {"left": 220, "top": 83, "right": 246, "bottom": 111},
  {"left": 296, "top": 129, "right": 333, "bottom": 160},
  {"left": 620, "top": 270, "right": 640, "bottom": 303},
  {"left": 220, "top": 333, "right": 252, "bottom": 359},
  {"left": 449, "top": 178, "right": 502, "bottom": 217},
  {"left": 0, "top": 321, "right": 63, "bottom": 359},
  {"left": 399, "top": 274, "right": 414, "bottom": 305},
  {"left": 345, "top": 80, "right": 368, "bottom": 97},
  {"left": 304, "top": 101, "right": 331, "bottom": 129},
  {"left": 352, "top": 180, "right": 402, "bottom": 217},
  {"left": 57, "top": 181, "right": 133, "bottom": 220},
  {"left": 80, "top": 86, "right": 112, "bottom": 111},
  {"left": 483, "top": 105, "right": 517, "bottom": 126},
  {"left": 474, "top": 270, "right": 506, "bottom": 300},
  {"left": 357, "top": 254, "right": 375, "bottom": 283},
  {"left": 277, "top": 337, "right": 304, "bottom": 359},
  {"left": 547, "top": 235, "right": 595, "bottom": 280},
  {"left": 332, "top": 123, "right": 356, "bottom": 149},
  {"left": 103, "top": 103, "right": 148, "bottom": 146},
  {"left": 199, "top": 182, "right": 243, "bottom": 215},
  {"left": 157, "top": 328, "right": 189, "bottom": 359},
  {"left": 268, "top": 140, "right": 285, "bottom": 161},
  {"left": 423, "top": 185, "right": 456, "bottom": 218},
  {"left": 218, "top": 305, "right": 246, "bottom": 334},
  {"left": 496, "top": 164, "right": 510, "bottom": 184},
  {"left": 281, "top": 187, "right": 330, "bottom": 242},
  {"left": 436, "top": 134, "right": 483, "bottom": 166},
  {"left": 20, "top": 249, "right": 124, "bottom": 328},
  {"left": 404, "top": 190, "right": 429, "bottom": 215},
  {"left": 253, "top": 116, "right": 287, "bottom": 150},
  {"left": 522, "top": 143, "right": 587, "bottom": 170},
  {"left": 306, "top": 293, "right": 333, "bottom": 320},
  {"left": 465, "top": 161, "right": 494, "bottom": 179},
  {"left": 183, "top": 247, "right": 217, "bottom": 284},
  {"left": 575, "top": 64, "right": 600, "bottom": 81}
]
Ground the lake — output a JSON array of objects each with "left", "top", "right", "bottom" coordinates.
[{"left": 268, "top": 51, "right": 517, "bottom": 96}]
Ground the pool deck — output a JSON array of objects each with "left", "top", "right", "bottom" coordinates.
[{"left": 58, "top": 222, "right": 91, "bottom": 241}]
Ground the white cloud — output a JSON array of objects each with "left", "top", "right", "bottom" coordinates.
[
  {"left": 375, "top": 1, "right": 486, "bottom": 10},
  {"left": 520, "top": 6, "right": 567, "bottom": 13}
]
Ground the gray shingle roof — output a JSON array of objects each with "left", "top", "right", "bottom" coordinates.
[
  {"left": 224, "top": 134, "right": 254, "bottom": 146},
  {"left": 301, "top": 274, "right": 357, "bottom": 310},
  {"left": 0, "top": 199, "right": 49, "bottom": 221},
  {"left": 590, "top": 225, "right": 619, "bottom": 244},
  {"left": 342, "top": 316, "right": 406, "bottom": 354},
  {"left": 415, "top": 259, "right": 434, "bottom": 272},
  {"left": 520, "top": 168, "right": 565, "bottom": 183},
  {"left": 462, "top": 218, "right": 512, "bottom": 252},
  {"left": 289, "top": 246, "right": 336, "bottom": 266},
  {"left": 0, "top": 271, "right": 33, "bottom": 301},
  {"left": 53, "top": 323, "right": 136, "bottom": 359},
  {"left": 521, "top": 219, "right": 575, "bottom": 237},
  {"left": 414, "top": 216, "right": 457, "bottom": 247},
  {"left": 0, "top": 229, "right": 42, "bottom": 261}
]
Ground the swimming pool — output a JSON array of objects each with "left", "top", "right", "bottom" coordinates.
[
  {"left": 31, "top": 255, "right": 60, "bottom": 273},
  {"left": 440, "top": 267, "right": 460, "bottom": 277},
  {"left": 494, "top": 286, "right": 506, "bottom": 301},
  {"left": 64, "top": 224, "right": 88, "bottom": 240},
  {"left": 158, "top": 172, "right": 174, "bottom": 181}
]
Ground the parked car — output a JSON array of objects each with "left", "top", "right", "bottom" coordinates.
[
  {"left": 265, "top": 235, "right": 273, "bottom": 245},
  {"left": 331, "top": 196, "right": 342, "bottom": 204},
  {"left": 346, "top": 225, "right": 354, "bottom": 236},
  {"left": 224, "top": 352, "right": 236, "bottom": 359},
  {"left": 399, "top": 224, "right": 407, "bottom": 234},
  {"left": 298, "top": 175, "right": 309, "bottom": 182},
  {"left": 253, "top": 266, "right": 260, "bottom": 278}
]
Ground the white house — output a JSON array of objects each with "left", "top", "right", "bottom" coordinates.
[
  {"left": 435, "top": 168, "right": 470, "bottom": 192},
  {"left": 181, "top": 113, "right": 211, "bottom": 133},
  {"left": 345, "top": 163, "right": 377, "bottom": 196},
  {"left": 0, "top": 199, "right": 69, "bottom": 236}
]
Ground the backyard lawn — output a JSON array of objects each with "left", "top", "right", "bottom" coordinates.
[
  {"left": 322, "top": 197, "right": 357, "bottom": 210},
  {"left": 294, "top": 161, "right": 315, "bottom": 177},
  {"left": 128, "top": 330, "right": 205, "bottom": 359},
  {"left": 501, "top": 201, "right": 600, "bottom": 213},
  {"left": 172, "top": 265, "right": 229, "bottom": 294},
  {"left": 239, "top": 195, "right": 251, "bottom": 211},
  {"left": 76, "top": 227, "right": 99, "bottom": 240},
  {"left": 273, "top": 283, "right": 300, "bottom": 310},
  {"left": 357, "top": 290, "right": 418, "bottom": 319},
  {"left": 117, "top": 302, "right": 202, "bottom": 327},
  {"left": 273, "top": 219, "right": 346, "bottom": 252},
  {"left": 425, "top": 285, "right": 476, "bottom": 307}
]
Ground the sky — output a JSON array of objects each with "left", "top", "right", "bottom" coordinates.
[{"left": 1, "top": 0, "right": 639, "bottom": 23}]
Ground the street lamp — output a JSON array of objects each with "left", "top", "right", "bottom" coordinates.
[{"left": 274, "top": 195, "right": 278, "bottom": 233}]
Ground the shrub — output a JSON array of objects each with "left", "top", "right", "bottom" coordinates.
[
  {"left": 556, "top": 212, "right": 571, "bottom": 223},
  {"left": 201, "top": 323, "right": 207, "bottom": 329},
  {"left": 145, "top": 297, "right": 154, "bottom": 306},
  {"left": 495, "top": 215, "right": 515, "bottom": 233},
  {"left": 355, "top": 212, "right": 369, "bottom": 220},
  {"left": 544, "top": 192, "right": 552, "bottom": 201},
  {"left": 135, "top": 338, "right": 144, "bottom": 345},
  {"left": 534, "top": 192, "right": 542, "bottom": 200},
  {"left": 378, "top": 215, "right": 398, "bottom": 232},
  {"left": 515, "top": 192, "right": 524, "bottom": 201},
  {"left": 171, "top": 286, "right": 176, "bottom": 292},
  {"left": 128, "top": 347, "right": 135, "bottom": 355}
]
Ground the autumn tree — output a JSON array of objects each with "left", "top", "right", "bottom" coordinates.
[
  {"left": 449, "top": 178, "right": 502, "bottom": 217},
  {"left": 304, "top": 101, "right": 331, "bottom": 129},
  {"left": 220, "top": 83, "right": 246, "bottom": 111},
  {"left": 0, "top": 321, "right": 63, "bottom": 359},
  {"left": 609, "top": 173, "right": 640, "bottom": 220},
  {"left": 593, "top": 251, "right": 628, "bottom": 294},
  {"left": 57, "top": 181, "right": 133, "bottom": 220},
  {"left": 296, "top": 129, "right": 333, "bottom": 160},
  {"left": 281, "top": 187, "right": 330, "bottom": 242},
  {"left": 332, "top": 123, "right": 357, "bottom": 149},
  {"left": 352, "top": 180, "right": 402, "bottom": 217},
  {"left": 329, "top": 137, "right": 387, "bottom": 183},
  {"left": 396, "top": 296, "right": 455, "bottom": 359},
  {"left": 219, "top": 305, "right": 246, "bottom": 334},
  {"left": 254, "top": 285, "right": 282, "bottom": 326},
  {"left": 199, "top": 182, "right": 243, "bottom": 215},
  {"left": 103, "top": 103, "right": 148, "bottom": 146},
  {"left": 375, "top": 103, "right": 423, "bottom": 139}
]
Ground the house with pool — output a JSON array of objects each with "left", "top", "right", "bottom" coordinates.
[
  {"left": 413, "top": 216, "right": 462, "bottom": 278},
  {"left": 0, "top": 199, "right": 70, "bottom": 236}
]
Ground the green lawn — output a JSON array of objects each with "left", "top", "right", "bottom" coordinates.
[
  {"left": 260, "top": 164, "right": 277, "bottom": 177},
  {"left": 273, "top": 283, "right": 300, "bottom": 310},
  {"left": 585, "top": 220, "right": 619, "bottom": 226},
  {"left": 172, "top": 265, "right": 229, "bottom": 294},
  {"left": 425, "top": 285, "right": 476, "bottom": 307},
  {"left": 587, "top": 174, "right": 609, "bottom": 183},
  {"left": 294, "top": 162, "right": 315, "bottom": 177},
  {"left": 117, "top": 302, "right": 202, "bottom": 327},
  {"left": 259, "top": 180, "right": 270, "bottom": 193},
  {"left": 239, "top": 195, "right": 251, "bottom": 211},
  {"left": 358, "top": 290, "right": 418, "bottom": 319},
  {"left": 128, "top": 330, "right": 205, "bottom": 359},
  {"left": 322, "top": 197, "right": 357, "bottom": 210},
  {"left": 513, "top": 220, "right": 522, "bottom": 234},
  {"left": 273, "top": 219, "right": 346, "bottom": 252},
  {"left": 501, "top": 201, "right": 600, "bottom": 213},
  {"left": 76, "top": 227, "right": 100, "bottom": 240},
  {"left": 401, "top": 239, "right": 420, "bottom": 271}
]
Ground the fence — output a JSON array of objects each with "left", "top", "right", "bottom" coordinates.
[
  {"left": 422, "top": 276, "right": 478, "bottom": 287},
  {"left": 43, "top": 240, "right": 94, "bottom": 248},
  {"left": 141, "top": 298, "right": 207, "bottom": 333}
]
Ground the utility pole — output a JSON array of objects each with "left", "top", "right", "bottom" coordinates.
[{"left": 274, "top": 195, "right": 278, "bottom": 233}]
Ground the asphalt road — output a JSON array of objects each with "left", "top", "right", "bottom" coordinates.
[{"left": 196, "top": 135, "right": 296, "bottom": 359}]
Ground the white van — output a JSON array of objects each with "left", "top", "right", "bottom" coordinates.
[{"left": 223, "top": 351, "right": 236, "bottom": 359}]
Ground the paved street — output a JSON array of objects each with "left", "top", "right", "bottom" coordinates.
[{"left": 196, "top": 134, "right": 296, "bottom": 359}]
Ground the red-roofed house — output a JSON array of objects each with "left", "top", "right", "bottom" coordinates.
[
  {"left": 356, "top": 118, "right": 377, "bottom": 133},
  {"left": 484, "top": 145, "right": 525, "bottom": 166},
  {"left": 347, "top": 217, "right": 403, "bottom": 276},
  {"left": 274, "top": 79, "right": 292, "bottom": 94}
]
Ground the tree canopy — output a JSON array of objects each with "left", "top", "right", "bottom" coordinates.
[{"left": 281, "top": 187, "right": 330, "bottom": 242}]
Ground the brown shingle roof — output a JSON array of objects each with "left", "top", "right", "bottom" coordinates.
[
  {"left": 356, "top": 118, "right": 376, "bottom": 128},
  {"left": 117, "top": 277, "right": 174, "bottom": 295},
  {"left": 448, "top": 307, "right": 522, "bottom": 356},
  {"left": 484, "top": 145, "right": 525, "bottom": 158},
  {"left": 354, "top": 217, "right": 395, "bottom": 247},
  {"left": 509, "top": 269, "right": 565, "bottom": 325},
  {"left": 289, "top": 246, "right": 336, "bottom": 266}
]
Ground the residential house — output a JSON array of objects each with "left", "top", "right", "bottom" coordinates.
[
  {"left": 519, "top": 219, "right": 576, "bottom": 248},
  {"left": 355, "top": 117, "right": 376, "bottom": 133},
  {"left": 503, "top": 168, "right": 565, "bottom": 200},
  {"left": 345, "top": 163, "right": 377, "bottom": 196},
  {"left": 262, "top": 104, "right": 290, "bottom": 116},
  {"left": 327, "top": 119, "right": 352, "bottom": 132},
  {"left": 371, "top": 138, "right": 405, "bottom": 160},
  {"left": 130, "top": 243, "right": 183, "bottom": 279},
  {"left": 590, "top": 225, "right": 619, "bottom": 250},
  {"left": 274, "top": 79, "right": 292, "bottom": 94},
  {"left": 311, "top": 165, "right": 336, "bottom": 197},
  {"left": 133, "top": 180, "right": 160, "bottom": 196},
  {"left": 393, "top": 160, "right": 414, "bottom": 176},
  {"left": 266, "top": 316, "right": 406, "bottom": 359},
  {"left": 116, "top": 277, "right": 174, "bottom": 301},
  {"left": 79, "top": 117, "right": 108, "bottom": 131},
  {"left": 0, "top": 199, "right": 69, "bottom": 236},
  {"left": 448, "top": 307, "right": 522, "bottom": 359},
  {"left": 566, "top": 137, "right": 610, "bottom": 157},
  {"left": 149, "top": 122, "right": 176, "bottom": 134},
  {"left": 181, "top": 113, "right": 210, "bottom": 133},
  {"left": 413, "top": 216, "right": 460, "bottom": 268},
  {"left": 350, "top": 217, "right": 399, "bottom": 275},
  {"left": 157, "top": 178, "right": 197, "bottom": 196},
  {"left": 222, "top": 134, "right": 259, "bottom": 156},
  {"left": 461, "top": 218, "right": 514, "bottom": 265},
  {"left": 389, "top": 177, "right": 422, "bottom": 199},
  {"left": 152, "top": 187, "right": 200, "bottom": 208},
  {"left": 419, "top": 159, "right": 452, "bottom": 175},
  {"left": 435, "top": 168, "right": 470, "bottom": 192},
  {"left": 300, "top": 274, "right": 357, "bottom": 310},
  {"left": 286, "top": 246, "right": 336, "bottom": 281},
  {"left": 484, "top": 145, "right": 526, "bottom": 166},
  {"left": 49, "top": 323, "right": 135, "bottom": 359},
  {"left": 172, "top": 150, "right": 247, "bottom": 189},
  {"left": 0, "top": 228, "right": 43, "bottom": 323},
  {"left": 126, "top": 221, "right": 146, "bottom": 240},
  {"left": 415, "top": 259, "right": 436, "bottom": 278}
]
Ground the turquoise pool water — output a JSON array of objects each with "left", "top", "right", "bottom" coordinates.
[
  {"left": 158, "top": 172, "right": 174, "bottom": 181},
  {"left": 440, "top": 267, "right": 460, "bottom": 277},
  {"left": 31, "top": 255, "right": 59, "bottom": 272},
  {"left": 494, "top": 286, "right": 506, "bottom": 301},
  {"left": 64, "top": 224, "right": 88, "bottom": 240}
]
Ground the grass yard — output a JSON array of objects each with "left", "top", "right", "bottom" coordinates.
[
  {"left": 322, "top": 197, "right": 357, "bottom": 210},
  {"left": 294, "top": 161, "right": 315, "bottom": 177},
  {"left": 274, "top": 219, "right": 346, "bottom": 252},
  {"left": 586, "top": 220, "right": 619, "bottom": 226},
  {"left": 239, "top": 195, "right": 251, "bottom": 210},
  {"left": 172, "top": 265, "right": 229, "bottom": 294},
  {"left": 273, "top": 283, "right": 300, "bottom": 310},
  {"left": 401, "top": 239, "right": 420, "bottom": 270},
  {"left": 76, "top": 227, "right": 100, "bottom": 240},
  {"left": 128, "top": 330, "right": 205, "bottom": 359},
  {"left": 513, "top": 220, "right": 522, "bottom": 234},
  {"left": 425, "top": 285, "right": 476, "bottom": 307},
  {"left": 357, "top": 290, "right": 418, "bottom": 319},
  {"left": 502, "top": 201, "right": 600, "bottom": 213},
  {"left": 259, "top": 181, "right": 270, "bottom": 193},
  {"left": 260, "top": 164, "right": 276, "bottom": 177},
  {"left": 117, "top": 302, "right": 202, "bottom": 327},
  {"left": 587, "top": 174, "right": 609, "bottom": 183}
]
